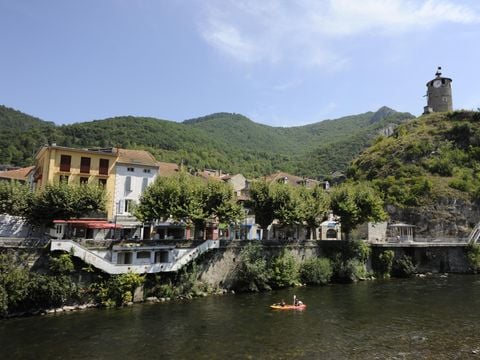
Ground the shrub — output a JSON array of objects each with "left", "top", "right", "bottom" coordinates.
[
  {"left": 94, "top": 272, "right": 144, "bottom": 307},
  {"left": 299, "top": 258, "right": 332, "bottom": 285},
  {"left": 466, "top": 243, "right": 480, "bottom": 273},
  {"left": 392, "top": 255, "right": 416, "bottom": 278},
  {"left": 26, "top": 273, "right": 77, "bottom": 309},
  {"left": 333, "top": 258, "right": 368, "bottom": 283},
  {"left": 268, "top": 251, "right": 300, "bottom": 289},
  {"left": 49, "top": 254, "right": 75, "bottom": 275},
  {"left": 373, "top": 250, "right": 394, "bottom": 278},
  {"left": 235, "top": 242, "right": 270, "bottom": 292}
]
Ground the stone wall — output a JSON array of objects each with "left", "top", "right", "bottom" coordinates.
[
  {"left": 371, "top": 244, "right": 469, "bottom": 273},
  {"left": 198, "top": 241, "right": 472, "bottom": 288},
  {"left": 387, "top": 199, "right": 480, "bottom": 239}
]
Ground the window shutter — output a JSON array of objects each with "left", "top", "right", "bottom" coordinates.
[{"left": 125, "top": 176, "right": 132, "bottom": 192}]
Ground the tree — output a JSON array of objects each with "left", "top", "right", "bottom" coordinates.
[
  {"left": 297, "top": 185, "right": 330, "bottom": 240},
  {"left": 27, "top": 183, "right": 106, "bottom": 226},
  {"left": 0, "top": 181, "right": 33, "bottom": 217},
  {"left": 135, "top": 173, "right": 241, "bottom": 239},
  {"left": 330, "top": 181, "right": 387, "bottom": 239},
  {"left": 247, "top": 180, "right": 275, "bottom": 240}
]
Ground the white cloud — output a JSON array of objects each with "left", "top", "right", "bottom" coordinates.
[{"left": 198, "top": 0, "right": 479, "bottom": 67}]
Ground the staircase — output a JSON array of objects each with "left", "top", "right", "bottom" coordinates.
[
  {"left": 50, "top": 239, "right": 220, "bottom": 274},
  {"left": 468, "top": 222, "right": 480, "bottom": 244}
]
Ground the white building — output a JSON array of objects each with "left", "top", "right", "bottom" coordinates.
[{"left": 113, "top": 149, "right": 159, "bottom": 240}]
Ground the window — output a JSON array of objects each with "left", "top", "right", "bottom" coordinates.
[
  {"left": 125, "top": 176, "right": 132, "bottom": 192},
  {"left": 127, "top": 167, "right": 134, "bottom": 172},
  {"left": 80, "top": 157, "right": 91, "bottom": 174},
  {"left": 99, "top": 159, "right": 109, "bottom": 175},
  {"left": 60, "top": 155, "right": 71, "bottom": 172},
  {"left": 136, "top": 251, "right": 151, "bottom": 259},
  {"left": 80, "top": 177, "right": 89, "bottom": 185},
  {"left": 143, "top": 169, "right": 151, "bottom": 173},
  {"left": 142, "top": 177, "right": 148, "bottom": 193},
  {"left": 98, "top": 178, "right": 107, "bottom": 187},
  {"left": 124, "top": 199, "right": 133, "bottom": 213},
  {"left": 59, "top": 175, "right": 69, "bottom": 183},
  {"left": 55, "top": 225, "right": 62, "bottom": 234}
]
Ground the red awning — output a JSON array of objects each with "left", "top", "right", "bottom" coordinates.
[{"left": 53, "top": 219, "right": 121, "bottom": 229}]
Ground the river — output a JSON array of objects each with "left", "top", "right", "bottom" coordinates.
[{"left": 1, "top": 275, "right": 480, "bottom": 359}]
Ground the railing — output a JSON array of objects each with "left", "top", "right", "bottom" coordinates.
[
  {"left": 50, "top": 239, "right": 219, "bottom": 274},
  {"left": 468, "top": 222, "right": 480, "bottom": 244}
]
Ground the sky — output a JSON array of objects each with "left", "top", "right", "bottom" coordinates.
[{"left": 1, "top": 0, "right": 480, "bottom": 127}]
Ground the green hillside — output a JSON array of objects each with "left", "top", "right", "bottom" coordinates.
[
  {"left": 350, "top": 110, "right": 480, "bottom": 207},
  {"left": 0, "top": 105, "right": 58, "bottom": 166},
  {"left": 0, "top": 105, "right": 413, "bottom": 178}
]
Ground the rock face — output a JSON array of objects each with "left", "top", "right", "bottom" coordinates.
[{"left": 387, "top": 198, "right": 480, "bottom": 238}]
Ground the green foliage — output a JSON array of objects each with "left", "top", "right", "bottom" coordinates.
[
  {"left": 247, "top": 181, "right": 275, "bottom": 238},
  {"left": 299, "top": 257, "right": 333, "bottom": 285},
  {"left": 333, "top": 258, "right": 368, "bottom": 283},
  {"left": 235, "top": 242, "right": 270, "bottom": 292},
  {"left": 391, "top": 255, "right": 416, "bottom": 278},
  {"left": 248, "top": 181, "right": 330, "bottom": 240},
  {"left": 324, "top": 241, "right": 371, "bottom": 283},
  {"left": 27, "top": 183, "right": 106, "bottom": 226},
  {"left": 0, "top": 104, "right": 413, "bottom": 178},
  {"left": 0, "top": 181, "right": 33, "bottom": 217},
  {"left": 372, "top": 250, "right": 394, "bottom": 278},
  {"left": 0, "top": 253, "right": 78, "bottom": 315},
  {"left": 93, "top": 272, "right": 144, "bottom": 307},
  {"left": 268, "top": 250, "right": 300, "bottom": 288},
  {"left": 0, "top": 105, "right": 57, "bottom": 166},
  {"left": 26, "top": 273, "right": 77, "bottom": 309},
  {"left": 49, "top": 254, "right": 75, "bottom": 275},
  {"left": 466, "top": 243, "right": 480, "bottom": 274},
  {"left": 353, "top": 111, "right": 480, "bottom": 205},
  {"left": 330, "top": 182, "right": 387, "bottom": 237},
  {"left": 136, "top": 173, "right": 241, "bottom": 238}
]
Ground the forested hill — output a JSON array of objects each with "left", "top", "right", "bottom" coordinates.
[
  {"left": 0, "top": 104, "right": 413, "bottom": 178},
  {"left": 351, "top": 110, "right": 480, "bottom": 206}
]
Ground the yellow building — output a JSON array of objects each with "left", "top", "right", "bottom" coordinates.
[{"left": 33, "top": 145, "right": 118, "bottom": 219}]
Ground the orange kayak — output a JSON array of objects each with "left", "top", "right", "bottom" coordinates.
[{"left": 270, "top": 304, "right": 306, "bottom": 310}]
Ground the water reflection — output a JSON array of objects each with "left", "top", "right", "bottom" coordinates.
[{"left": 2, "top": 275, "right": 480, "bottom": 359}]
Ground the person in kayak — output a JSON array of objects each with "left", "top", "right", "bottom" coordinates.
[{"left": 293, "top": 295, "right": 303, "bottom": 306}]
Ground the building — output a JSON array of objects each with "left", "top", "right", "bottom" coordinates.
[
  {"left": 424, "top": 66, "right": 453, "bottom": 114},
  {"left": 264, "top": 171, "right": 319, "bottom": 188},
  {"left": 33, "top": 145, "right": 117, "bottom": 218},
  {"left": 0, "top": 166, "right": 34, "bottom": 183},
  {"left": 112, "top": 149, "right": 160, "bottom": 240}
]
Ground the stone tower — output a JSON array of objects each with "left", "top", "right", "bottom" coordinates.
[{"left": 423, "top": 66, "right": 453, "bottom": 114}]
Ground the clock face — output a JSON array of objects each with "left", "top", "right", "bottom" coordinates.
[{"left": 433, "top": 79, "right": 442, "bottom": 88}]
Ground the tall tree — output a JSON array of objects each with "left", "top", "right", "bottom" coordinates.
[
  {"left": 0, "top": 181, "right": 33, "bottom": 217},
  {"left": 135, "top": 173, "right": 240, "bottom": 239},
  {"left": 248, "top": 180, "right": 275, "bottom": 240},
  {"left": 28, "top": 183, "right": 106, "bottom": 226},
  {"left": 297, "top": 185, "right": 331, "bottom": 240},
  {"left": 330, "top": 181, "right": 387, "bottom": 239}
]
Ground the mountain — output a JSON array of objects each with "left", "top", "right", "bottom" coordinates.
[
  {"left": 350, "top": 110, "right": 480, "bottom": 237},
  {"left": 0, "top": 105, "right": 413, "bottom": 178},
  {"left": 0, "top": 105, "right": 57, "bottom": 166}
]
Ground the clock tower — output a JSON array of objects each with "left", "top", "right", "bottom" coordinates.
[{"left": 423, "top": 66, "right": 453, "bottom": 114}]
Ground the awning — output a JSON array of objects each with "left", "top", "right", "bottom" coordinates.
[{"left": 53, "top": 219, "right": 121, "bottom": 229}]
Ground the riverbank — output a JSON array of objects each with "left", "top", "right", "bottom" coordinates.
[{"left": 1, "top": 240, "right": 477, "bottom": 319}]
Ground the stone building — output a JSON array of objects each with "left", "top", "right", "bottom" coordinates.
[{"left": 424, "top": 66, "right": 453, "bottom": 114}]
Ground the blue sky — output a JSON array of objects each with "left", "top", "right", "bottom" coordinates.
[{"left": 1, "top": 0, "right": 479, "bottom": 127}]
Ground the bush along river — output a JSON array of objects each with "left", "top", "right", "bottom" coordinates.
[{"left": 2, "top": 274, "right": 480, "bottom": 359}]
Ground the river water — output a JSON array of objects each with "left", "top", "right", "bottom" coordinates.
[{"left": 2, "top": 275, "right": 480, "bottom": 359}]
